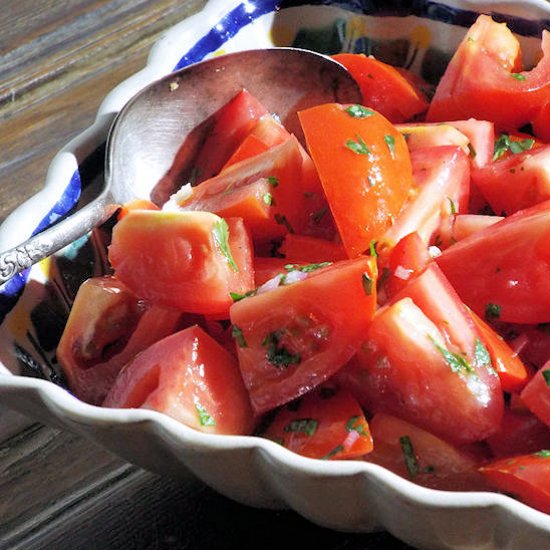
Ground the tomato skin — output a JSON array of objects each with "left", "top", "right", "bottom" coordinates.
[
  {"left": 179, "top": 137, "right": 306, "bottom": 242},
  {"left": 472, "top": 144, "right": 550, "bottom": 216},
  {"left": 383, "top": 231, "right": 431, "bottom": 299},
  {"left": 109, "top": 210, "right": 254, "bottom": 317},
  {"left": 279, "top": 234, "right": 347, "bottom": 264},
  {"left": 366, "top": 413, "right": 488, "bottom": 491},
  {"left": 381, "top": 146, "right": 470, "bottom": 250},
  {"left": 230, "top": 257, "right": 377, "bottom": 414},
  {"left": 57, "top": 276, "right": 182, "bottom": 405},
  {"left": 339, "top": 264, "right": 504, "bottom": 445},
  {"left": 437, "top": 199, "right": 550, "bottom": 324},
  {"left": 521, "top": 359, "right": 550, "bottom": 428},
  {"left": 260, "top": 385, "right": 373, "bottom": 460},
  {"left": 427, "top": 15, "right": 550, "bottom": 132},
  {"left": 486, "top": 409, "right": 550, "bottom": 458},
  {"left": 299, "top": 103, "right": 413, "bottom": 257},
  {"left": 103, "top": 325, "right": 254, "bottom": 435},
  {"left": 479, "top": 451, "right": 550, "bottom": 514},
  {"left": 333, "top": 54, "right": 429, "bottom": 122},
  {"left": 469, "top": 310, "right": 529, "bottom": 393},
  {"left": 193, "top": 90, "right": 269, "bottom": 182}
]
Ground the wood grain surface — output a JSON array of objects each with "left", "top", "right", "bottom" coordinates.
[{"left": 0, "top": 3, "right": 412, "bottom": 548}]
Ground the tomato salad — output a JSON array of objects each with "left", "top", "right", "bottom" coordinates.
[{"left": 58, "top": 15, "right": 550, "bottom": 513}]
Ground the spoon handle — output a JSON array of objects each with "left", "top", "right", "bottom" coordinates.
[{"left": 0, "top": 196, "right": 118, "bottom": 285}]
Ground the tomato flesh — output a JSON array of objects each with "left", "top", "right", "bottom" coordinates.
[
  {"left": 230, "top": 257, "right": 377, "bottom": 413},
  {"left": 103, "top": 325, "right": 254, "bottom": 435},
  {"left": 299, "top": 103, "right": 413, "bottom": 257},
  {"left": 260, "top": 385, "right": 373, "bottom": 460},
  {"left": 109, "top": 210, "right": 254, "bottom": 317}
]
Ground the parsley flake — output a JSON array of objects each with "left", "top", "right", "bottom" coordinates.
[
  {"left": 346, "top": 415, "right": 368, "bottom": 436},
  {"left": 429, "top": 336, "right": 475, "bottom": 375},
  {"left": 345, "top": 105, "right": 375, "bottom": 118},
  {"left": 485, "top": 302, "right": 501, "bottom": 320},
  {"left": 493, "top": 134, "right": 535, "bottom": 161},
  {"left": 447, "top": 197, "right": 457, "bottom": 215},
  {"left": 369, "top": 240, "right": 378, "bottom": 258},
  {"left": 535, "top": 450, "right": 550, "bottom": 458},
  {"left": 267, "top": 176, "right": 279, "bottom": 187},
  {"left": 384, "top": 134, "right": 396, "bottom": 157},
  {"left": 263, "top": 192, "right": 274, "bottom": 206},
  {"left": 262, "top": 331, "right": 301, "bottom": 368},
  {"left": 213, "top": 219, "right": 239, "bottom": 272},
  {"left": 284, "top": 262, "right": 332, "bottom": 273},
  {"left": 231, "top": 325, "right": 247, "bottom": 348},
  {"left": 283, "top": 418, "right": 318, "bottom": 437},
  {"left": 400, "top": 435, "right": 419, "bottom": 478},
  {"left": 362, "top": 272, "right": 374, "bottom": 296},
  {"left": 345, "top": 134, "right": 372, "bottom": 156},
  {"left": 195, "top": 402, "right": 216, "bottom": 427},
  {"left": 230, "top": 289, "right": 257, "bottom": 302},
  {"left": 542, "top": 369, "right": 550, "bottom": 387},
  {"left": 474, "top": 338, "right": 492, "bottom": 369},
  {"left": 321, "top": 444, "right": 344, "bottom": 460},
  {"left": 511, "top": 73, "right": 526, "bottom": 81}
]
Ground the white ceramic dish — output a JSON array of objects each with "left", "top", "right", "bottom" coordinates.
[{"left": 2, "top": 1, "right": 550, "bottom": 548}]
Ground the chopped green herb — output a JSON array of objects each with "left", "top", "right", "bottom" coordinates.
[
  {"left": 493, "top": 133, "right": 535, "bottom": 161},
  {"left": 535, "top": 450, "right": 550, "bottom": 458},
  {"left": 274, "top": 213, "right": 294, "bottom": 233},
  {"left": 312, "top": 205, "right": 328, "bottom": 224},
  {"left": 384, "top": 134, "right": 396, "bottom": 157},
  {"left": 511, "top": 73, "right": 526, "bottom": 81},
  {"left": 267, "top": 176, "right": 279, "bottom": 187},
  {"left": 195, "top": 402, "right": 216, "bottom": 426},
  {"left": 262, "top": 330, "right": 301, "bottom": 368},
  {"left": 284, "top": 262, "right": 332, "bottom": 273},
  {"left": 447, "top": 197, "right": 457, "bottom": 215},
  {"left": 474, "top": 338, "right": 492, "bottom": 369},
  {"left": 345, "top": 105, "right": 375, "bottom": 118},
  {"left": 429, "top": 336, "right": 475, "bottom": 375},
  {"left": 467, "top": 142, "right": 477, "bottom": 159},
  {"left": 283, "top": 418, "right": 318, "bottom": 437},
  {"left": 213, "top": 219, "right": 239, "bottom": 272},
  {"left": 345, "top": 134, "right": 372, "bottom": 156},
  {"left": 263, "top": 192, "right": 274, "bottom": 206},
  {"left": 399, "top": 435, "right": 419, "bottom": 478},
  {"left": 346, "top": 415, "right": 368, "bottom": 436},
  {"left": 230, "top": 289, "right": 257, "bottom": 302},
  {"left": 542, "top": 370, "right": 550, "bottom": 387},
  {"left": 369, "top": 240, "right": 378, "bottom": 258},
  {"left": 362, "top": 272, "right": 374, "bottom": 296},
  {"left": 231, "top": 325, "right": 247, "bottom": 348},
  {"left": 485, "top": 302, "right": 501, "bottom": 320},
  {"left": 321, "top": 444, "right": 344, "bottom": 460}
]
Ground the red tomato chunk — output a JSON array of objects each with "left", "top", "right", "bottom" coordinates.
[{"left": 53, "top": 11, "right": 550, "bottom": 517}]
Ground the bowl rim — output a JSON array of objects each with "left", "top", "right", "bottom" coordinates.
[{"left": 2, "top": 0, "right": 550, "bottom": 539}]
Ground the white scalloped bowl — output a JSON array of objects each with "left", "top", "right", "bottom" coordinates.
[{"left": 2, "top": 1, "right": 550, "bottom": 547}]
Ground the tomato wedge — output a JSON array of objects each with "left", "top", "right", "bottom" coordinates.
[
  {"left": 469, "top": 310, "right": 530, "bottom": 393},
  {"left": 333, "top": 54, "right": 429, "bottom": 122},
  {"left": 260, "top": 385, "right": 373, "bottom": 460},
  {"left": 521, "top": 359, "right": 550, "bottom": 428},
  {"left": 103, "top": 325, "right": 254, "bottom": 435},
  {"left": 366, "top": 413, "right": 488, "bottom": 491},
  {"left": 57, "top": 276, "right": 182, "bottom": 405},
  {"left": 479, "top": 451, "right": 550, "bottom": 514},
  {"left": 299, "top": 103, "right": 413, "bottom": 257},
  {"left": 109, "top": 211, "right": 254, "bottom": 316},
  {"left": 437, "top": 199, "right": 550, "bottom": 324},
  {"left": 427, "top": 15, "right": 550, "bottom": 132},
  {"left": 230, "top": 257, "right": 377, "bottom": 413}
]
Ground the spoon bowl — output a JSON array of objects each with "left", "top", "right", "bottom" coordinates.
[{"left": 0, "top": 48, "right": 361, "bottom": 284}]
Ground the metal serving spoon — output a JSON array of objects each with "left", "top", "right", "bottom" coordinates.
[{"left": 0, "top": 48, "right": 361, "bottom": 284}]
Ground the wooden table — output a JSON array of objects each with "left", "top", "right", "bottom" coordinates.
[{"left": 0, "top": 3, "right": 411, "bottom": 548}]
